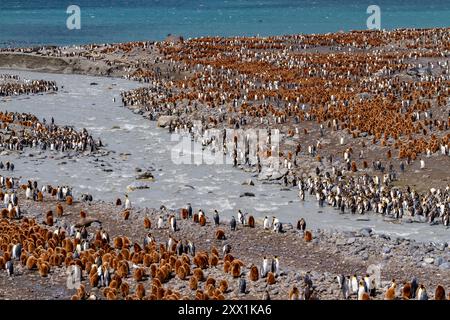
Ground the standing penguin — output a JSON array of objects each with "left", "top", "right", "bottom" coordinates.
[
  {"left": 420, "top": 159, "right": 425, "bottom": 169},
  {"left": 222, "top": 244, "right": 231, "bottom": 256},
  {"left": 272, "top": 217, "right": 282, "bottom": 233},
  {"left": 363, "top": 274, "right": 371, "bottom": 293},
  {"left": 175, "top": 240, "right": 183, "bottom": 256},
  {"left": 12, "top": 243, "right": 21, "bottom": 260},
  {"left": 271, "top": 256, "right": 280, "bottom": 276},
  {"left": 297, "top": 218, "right": 306, "bottom": 232},
  {"left": 213, "top": 210, "right": 220, "bottom": 226},
  {"left": 337, "top": 275, "right": 350, "bottom": 299},
  {"left": 143, "top": 233, "right": 154, "bottom": 247},
  {"left": 6, "top": 261, "right": 13, "bottom": 276},
  {"left": 187, "top": 240, "right": 195, "bottom": 256},
  {"left": 261, "top": 256, "right": 270, "bottom": 278},
  {"left": 263, "top": 216, "right": 270, "bottom": 230},
  {"left": 410, "top": 277, "right": 418, "bottom": 299},
  {"left": 358, "top": 280, "right": 368, "bottom": 300},
  {"left": 125, "top": 195, "right": 131, "bottom": 210},
  {"left": 187, "top": 203, "right": 192, "bottom": 218},
  {"left": 230, "top": 216, "right": 236, "bottom": 231},
  {"left": 157, "top": 216, "right": 164, "bottom": 229},
  {"left": 238, "top": 210, "right": 246, "bottom": 224},
  {"left": 239, "top": 278, "right": 247, "bottom": 294},
  {"left": 442, "top": 214, "right": 449, "bottom": 227},
  {"left": 351, "top": 275, "right": 359, "bottom": 295},
  {"left": 11, "top": 192, "right": 18, "bottom": 206},
  {"left": 3, "top": 192, "right": 9, "bottom": 206},
  {"left": 25, "top": 186, "right": 32, "bottom": 200},
  {"left": 417, "top": 284, "right": 428, "bottom": 300},
  {"left": 169, "top": 215, "right": 177, "bottom": 232}
]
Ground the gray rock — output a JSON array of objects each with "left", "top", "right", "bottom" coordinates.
[
  {"left": 283, "top": 223, "right": 294, "bottom": 231},
  {"left": 157, "top": 115, "right": 176, "bottom": 128},
  {"left": 347, "top": 237, "right": 356, "bottom": 245},
  {"left": 127, "top": 182, "right": 150, "bottom": 191},
  {"left": 136, "top": 171, "right": 154, "bottom": 180},
  {"left": 270, "top": 289, "right": 279, "bottom": 295},
  {"left": 423, "top": 257, "right": 434, "bottom": 264},
  {"left": 241, "top": 179, "right": 254, "bottom": 186},
  {"left": 439, "top": 262, "right": 450, "bottom": 270},
  {"left": 377, "top": 234, "right": 391, "bottom": 240},
  {"left": 257, "top": 167, "right": 288, "bottom": 181},
  {"left": 343, "top": 231, "right": 357, "bottom": 237},
  {"left": 359, "top": 228, "right": 373, "bottom": 237},
  {"left": 432, "top": 242, "right": 447, "bottom": 251},
  {"left": 336, "top": 239, "right": 347, "bottom": 246},
  {"left": 240, "top": 192, "right": 255, "bottom": 197},
  {"left": 412, "top": 215, "right": 427, "bottom": 223},
  {"left": 382, "top": 247, "right": 391, "bottom": 254},
  {"left": 434, "top": 257, "right": 444, "bottom": 267}
]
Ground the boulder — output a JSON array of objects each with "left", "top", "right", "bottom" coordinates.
[
  {"left": 257, "top": 167, "right": 288, "bottom": 181},
  {"left": 434, "top": 257, "right": 444, "bottom": 267},
  {"left": 359, "top": 228, "right": 373, "bottom": 237},
  {"left": 423, "top": 257, "right": 434, "bottom": 264},
  {"left": 432, "top": 242, "right": 447, "bottom": 251},
  {"left": 439, "top": 262, "right": 450, "bottom": 270},
  {"left": 241, "top": 179, "right": 254, "bottom": 186},
  {"left": 157, "top": 115, "right": 176, "bottom": 128},
  {"left": 127, "top": 182, "right": 150, "bottom": 191},
  {"left": 239, "top": 192, "right": 255, "bottom": 197},
  {"left": 136, "top": 171, "right": 154, "bottom": 181}
]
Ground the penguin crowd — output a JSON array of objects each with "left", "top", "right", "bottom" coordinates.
[
  {"left": 0, "top": 161, "right": 14, "bottom": 171},
  {"left": 336, "top": 275, "right": 448, "bottom": 300},
  {"left": 0, "top": 174, "right": 449, "bottom": 300},
  {"left": 297, "top": 174, "right": 450, "bottom": 225},
  {"left": 116, "top": 28, "right": 450, "bottom": 231},
  {"left": 0, "top": 111, "right": 102, "bottom": 153},
  {"left": 0, "top": 74, "right": 57, "bottom": 96}
]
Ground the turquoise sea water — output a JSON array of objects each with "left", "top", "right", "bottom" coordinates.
[{"left": 0, "top": 0, "right": 449, "bottom": 47}]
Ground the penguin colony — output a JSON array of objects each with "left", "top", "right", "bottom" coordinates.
[
  {"left": 2, "top": 31, "right": 449, "bottom": 226},
  {"left": 0, "top": 180, "right": 448, "bottom": 300},
  {"left": 0, "top": 29, "right": 449, "bottom": 299},
  {"left": 0, "top": 75, "right": 57, "bottom": 96},
  {"left": 0, "top": 111, "right": 102, "bottom": 153},
  {"left": 116, "top": 29, "right": 450, "bottom": 226}
]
